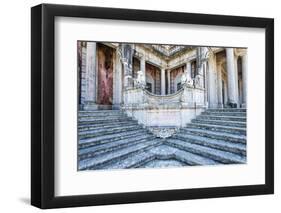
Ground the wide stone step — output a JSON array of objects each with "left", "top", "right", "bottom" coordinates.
[
  {"left": 185, "top": 123, "right": 246, "bottom": 136},
  {"left": 173, "top": 133, "right": 246, "bottom": 155},
  {"left": 79, "top": 115, "right": 127, "bottom": 122},
  {"left": 102, "top": 151, "right": 155, "bottom": 169},
  {"left": 172, "top": 149, "right": 219, "bottom": 166},
  {"left": 146, "top": 145, "right": 218, "bottom": 166},
  {"left": 79, "top": 139, "right": 162, "bottom": 170},
  {"left": 79, "top": 125, "right": 140, "bottom": 139},
  {"left": 78, "top": 120, "right": 138, "bottom": 131},
  {"left": 79, "top": 110, "right": 121, "bottom": 115},
  {"left": 140, "top": 158, "right": 187, "bottom": 168},
  {"left": 180, "top": 128, "right": 246, "bottom": 144},
  {"left": 79, "top": 134, "right": 155, "bottom": 160},
  {"left": 201, "top": 111, "right": 246, "bottom": 117},
  {"left": 197, "top": 115, "right": 246, "bottom": 122},
  {"left": 192, "top": 119, "right": 246, "bottom": 128},
  {"left": 106, "top": 144, "right": 218, "bottom": 169},
  {"left": 206, "top": 108, "right": 246, "bottom": 112},
  {"left": 79, "top": 117, "right": 134, "bottom": 125},
  {"left": 79, "top": 129, "right": 149, "bottom": 149},
  {"left": 165, "top": 138, "right": 246, "bottom": 164}
]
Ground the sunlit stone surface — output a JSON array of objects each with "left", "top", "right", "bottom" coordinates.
[{"left": 78, "top": 108, "right": 246, "bottom": 171}]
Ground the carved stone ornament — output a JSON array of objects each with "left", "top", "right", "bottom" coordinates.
[{"left": 148, "top": 127, "right": 180, "bottom": 138}]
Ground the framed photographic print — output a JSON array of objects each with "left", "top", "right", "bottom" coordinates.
[{"left": 31, "top": 3, "right": 274, "bottom": 209}]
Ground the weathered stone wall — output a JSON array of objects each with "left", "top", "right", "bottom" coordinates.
[
  {"left": 146, "top": 63, "right": 161, "bottom": 95},
  {"left": 97, "top": 43, "right": 114, "bottom": 105},
  {"left": 132, "top": 57, "right": 140, "bottom": 79},
  {"left": 78, "top": 41, "right": 87, "bottom": 107},
  {"left": 170, "top": 66, "right": 184, "bottom": 94},
  {"left": 168, "top": 48, "right": 197, "bottom": 69}
]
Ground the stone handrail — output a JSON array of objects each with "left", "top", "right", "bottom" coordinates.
[{"left": 123, "top": 84, "right": 205, "bottom": 109}]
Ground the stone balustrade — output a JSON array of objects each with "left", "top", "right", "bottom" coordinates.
[{"left": 122, "top": 85, "right": 206, "bottom": 128}]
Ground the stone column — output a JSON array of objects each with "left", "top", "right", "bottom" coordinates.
[
  {"left": 217, "top": 63, "right": 223, "bottom": 108},
  {"left": 242, "top": 54, "right": 248, "bottom": 108},
  {"left": 207, "top": 54, "right": 218, "bottom": 108},
  {"left": 140, "top": 57, "right": 146, "bottom": 82},
  {"left": 226, "top": 48, "right": 238, "bottom": 107},
  {"left": 161, "top": 68, "right": 166, "bottom": 95},
  {"left": 167, "top": 69, "right": 171, "bottom": 94},
  {"left": 123, "top": 61, "right": 133, "bottom": 89},
  {"left": 186, "top": 61, "right": 192, "bottom": 79},
  {"left": 234, "top": 56, "right": 240, "bottom": 107},
  {"left": 113, "top": 47, "right": 123, "bottom": 109},
  {"left": 122, "top": 44, "right": 134, "bottom": 90},
  {"left": 83, "top": 42, "right": 97, "bottom": 110},
  {"left": 85, "top": 42, "right": 96, "bottom": 101},
  {"left": 203, "top": 61, "right": 208, "bottom": 107}
]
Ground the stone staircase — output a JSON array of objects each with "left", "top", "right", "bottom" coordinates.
[
  {"left": 166, "top": 108, "right": 247, "bottom": 164},
  {"left": 78, "top": 108, "right": 247, "bottom": 171}
]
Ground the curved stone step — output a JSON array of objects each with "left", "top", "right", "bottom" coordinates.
[
  {"left": 79, "top": 125, "right": 140, "bottom": 139},
  {"left": 192, "top": 119, "right": 246, "bottom": 128},
  {"left": 198, "top": 115, "right": 246, "bottom": 122},
  {"left": 79, "top": 129, "right": 149, "bottom": 148},
  {"left": 180, "top": 128, "right": 246, "bottom": 144},
  {"left": 79, "top": 135, "right": 155, "bottom": 160},
  {"left": 185, "top": 123, "right": 246, "bottom": 135},
  {"left": 173, "top": 133, "right": 246, "bottom": 155},
  {"left": 165, "top": 138, "right": 246, "bottom": 164},
  {"left": 79, "top": 139, "right": 162, "bottom": 170}
]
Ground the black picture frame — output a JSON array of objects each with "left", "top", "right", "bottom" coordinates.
[{"left": 31, "top": 3, "right": 274, "bottom": 209}]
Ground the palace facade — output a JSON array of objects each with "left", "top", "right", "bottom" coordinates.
[
  {"left": 78, "top": 42, "right": 247, "bottom": 128},
  {"left": 78, "top": 42, "right": 247, "bottom": 170}
]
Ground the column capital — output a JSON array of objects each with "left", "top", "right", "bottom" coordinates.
[{"left": 234, "top": 48, "right": 247, "bottom": 57}]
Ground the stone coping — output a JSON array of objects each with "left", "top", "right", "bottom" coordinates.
[{"left": 122, "top": 104, "right": 206, "bottom": 110}]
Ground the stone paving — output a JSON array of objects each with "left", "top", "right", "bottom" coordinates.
[{"left": 78, "top": 109, "right": 247, "bottom": 170}]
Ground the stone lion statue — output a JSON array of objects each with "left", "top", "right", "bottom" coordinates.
[
  {"left": 181, "top": 71, "right": 194, "bottom": 88},
  {"left": 134, "top": 70, "right": 146, "bottom": 89},
  {"left": 194, "top": 75, "right": 203, "bottom": 88}
]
